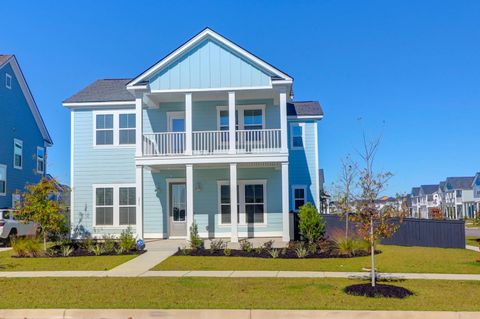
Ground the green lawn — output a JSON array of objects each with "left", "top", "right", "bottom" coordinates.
[
  {"left": 153, "top": 245, "right": 480, "bottom": 274},
  {"left": 0, "top": 250, "right": 137, "bottom": 271},
  {"left": 467, "top": 236, "right": 480, "bottom": 247},
  {"left": 0, "top": 277, "right": 479, "bottom": 310}
]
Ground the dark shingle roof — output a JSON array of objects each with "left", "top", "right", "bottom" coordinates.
[
  {"left": 287, "top": 101, "right": 323, "bottom": 117},
  {"left": 0, "top": 54, "right": 13, "bottom": 67},
  {"left": 63, "top": 79, "right": 134, "bottom": 103},
  {"left": 445, "top": 176, "right": 474, "bottom": 190},
  {"left": 420, "top": 184, "right": 438, "bottom": 195},
  {"left": 411, "top": 187, "right": 420, "bottom": 196}
]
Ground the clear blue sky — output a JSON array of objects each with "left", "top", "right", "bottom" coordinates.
[{"left": 1, "top": 1, "right": 479, "bottom": 195}]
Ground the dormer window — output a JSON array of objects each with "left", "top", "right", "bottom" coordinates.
[{"left": 5, "top": 73, "right": 12, "bottom": 89}]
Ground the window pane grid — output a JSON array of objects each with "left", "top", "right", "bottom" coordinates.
[{"left": 95, "top": 187, "right": 114, "bottom": 226}]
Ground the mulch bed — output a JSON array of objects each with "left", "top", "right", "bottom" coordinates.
[{"left": 344, "top": 283, "right": 414, "bottom": 298}]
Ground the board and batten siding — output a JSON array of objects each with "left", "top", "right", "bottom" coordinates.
[
  {"left": 149, "top": 38, "right": 272, "bottom": 91},
  {"left": 72, "top": 108, "right": 136, "bottom": 236},
  {"left": 0, "top": 62, "right": 46, "bottom": 208},
  {"left": 288, "top": 120, "right": 319, "bottom": 210}
]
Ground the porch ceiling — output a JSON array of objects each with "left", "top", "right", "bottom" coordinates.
[{"left": 146, "top": 161, "right": 282, "bottom": 172}]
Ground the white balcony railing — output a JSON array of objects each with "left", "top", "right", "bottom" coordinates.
[
  {"left": 236, "top": 129, "right": 281, "bottom": 153},
  {"left": 193, "top": 130, "right": 229, "bottom": 155},
  {"left": 143, "top": 132, "right": 185, "bottom": 156},
  {"left": 142, "top": 129, "right": 282, "bottom": 157}
]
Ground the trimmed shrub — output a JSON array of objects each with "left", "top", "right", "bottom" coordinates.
[
  {"left": 298, "top": 202, "right": 325, "bottom": 243},
  {"left": 189, "top": 221, "right": 203, "bottom": 250},
  {"left": 119, "top": 227, "right": 136, "bottom": 252}
]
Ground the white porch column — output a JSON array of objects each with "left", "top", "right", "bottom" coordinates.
[
  {"left": 186, "top": 164, "right": 194, "bottom": 238},
  {"left": 281, "top": 162, "right": 290, "bottom": 242},
  {"left": 228, "top": 91, "right": 236, "bottom": 154},
  {"left": 230, "top": 163, "right": 238, "bottom": 242},
  {"left": 135, "top": 97, "right": 143, "bottom": 157},
  {"left": 279, "top": 91, "right": 288, "bottom": 153},
  {"left": 185, "top": 93, "right": 193, "bottom": 155},
  {"left": 135, "top": 165, "right": 143, "bottom": 240}
]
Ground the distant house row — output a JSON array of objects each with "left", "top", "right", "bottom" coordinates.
[{"left": 409, "top": 174, "right": 480, "bottom": 219}]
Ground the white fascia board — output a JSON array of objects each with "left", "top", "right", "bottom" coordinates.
[
  {"left": 287, "top": 115, "right": 324, "bottom": 120},
  {"left": 135, "top": 153, "right": 289, "bottom": 166},
  {"left": 127, "top": 28, "right": 292, "bottom": 87},
  {"left": 62, "top": 101, "right": 136, "bottom": 109}
]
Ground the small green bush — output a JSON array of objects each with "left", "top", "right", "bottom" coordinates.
[
  {"left": 102, "top": 234, "right": 117, "bottom": 253},
  {"left": 262, "top": 240, "right": 274, "bottom": 250},
  {"left": 189, "top": 221, "right": 203, "bottom": 250},
  {"left": 89, "top": 244, "right": 105, "bottom": 256},
  {"left": 12, "top": 237, "right": 42, "bottom": 257},
  {"left": 334, "top": 237, "right": 369, "bottom": 256},
  {"left": 223, "top": 247, "right": 232, "bottom": 256},
  {"left": 298, "top": 202, "right": 326, "bottom": 243},
  {"left": 269, "top": 248, "right": 279, "bottom": 258},
  {"left": 295, "top": 246, "right": 308, "bottom": 258},
  {"left": 239, "top": 239, "right": 253, "bottom": 252},
  {"left": 61, "top": 245, "right": 74, "bottom": 257},
  {"left": 209, "top": 239, "right": 226, "bottom": 253},
  {"left": 119, "top": 227, "right": 136, "bottom": 252}
]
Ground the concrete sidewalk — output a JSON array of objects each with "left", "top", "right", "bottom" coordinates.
[
  {"left": 1, "top": 269, "right": 480, "bottom": 280},
  {"left": 1, "top": 309, "right": 479, "bottom": 319}
]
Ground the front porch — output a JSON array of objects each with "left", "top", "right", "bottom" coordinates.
[{"left": 137, "top": 162, "right": 290, "bottom": 243}]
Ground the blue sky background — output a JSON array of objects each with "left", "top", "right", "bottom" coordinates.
[{"left": 1, "top": 1, "right": 479, "bottom": 195}]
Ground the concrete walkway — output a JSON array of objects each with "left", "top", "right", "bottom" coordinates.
[
  {"left": 1, "top": 309, "right": 479, "bottom": 319},
  {"left": 107, "top": 239, "right": 182, "bottom": 276},
  {"left": 466, "top": 245, "right": 480, "bottom": 252}
]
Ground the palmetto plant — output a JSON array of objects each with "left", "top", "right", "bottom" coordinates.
[{"left": 61, "top": 245, "right": 74, "bottom": 257}]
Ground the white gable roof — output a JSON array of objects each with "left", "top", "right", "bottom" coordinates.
[
  {"left": 127, "top": 28, "right": 293, "bottom": 88},
  {"left": 0, "top": 55, "right": 52, "bottom": 145}
]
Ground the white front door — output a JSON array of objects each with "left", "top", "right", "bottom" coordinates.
[{"left": 168, "top": 182, "right": 187, "bottom": 238}]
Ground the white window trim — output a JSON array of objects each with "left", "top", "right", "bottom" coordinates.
[
  {"left": 5, "top": 73, "right": 12, "bottom": 89},
  {"left": 92, "top": 110, "right": 136, "bottom": 148},
  {"left": 36, "top": 146, "right": 45, "bottom": 174},
  {"left": 290, "top": 122, "right": 305, "bottom": 150},
  {"left": 292, "top": 185, "right": 307, "bottom": 212},
  {"left": 0, "top": 164, "right": 6, "bottom": 196},
  {"left": 216, "top": 104, "right": 266, "bottom": 130},
  {"left": 217, "top": 179, "right": 267, "bottom": 226},
  {"left": 167, "top": 111, "right": 185, "bottom": 132},
  {"left": 13, "top": 139, "right": 23, "bottom": 170},
  {"left": 92, "top": 183, "right": 136, "bottom": 228}
]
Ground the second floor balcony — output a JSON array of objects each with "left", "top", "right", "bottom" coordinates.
[{"left": 143, "top": 129, "right": 282, "bottom": 156}]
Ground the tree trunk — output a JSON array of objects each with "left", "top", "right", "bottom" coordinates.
[
  {"left": 43, "top": 233, "right": 47, "bottom": 251},
  {"left": 345, "top": 212, "right": 349, "bottom": 239},
  {"left": 370, "top": 215, "right": 375, "bottom": 287}
]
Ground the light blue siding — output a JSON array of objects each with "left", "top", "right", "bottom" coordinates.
[
  {"left": 143, "top": 167, "right": 282, "bottom": 238},
  {"left": 149, "top": 38, "right": 272, "bottom": 91},
  {"left": 0, "top": 63, "right": 46, "bottom": 208},
  {"left": 288, "top": 120, "right": 319, "bottom": 211},
  {"left": 144, "top": 99, "right": 279, "bottom": 133},
  {"left": 72, "top": 108, "right": 136, "bottom": 236}
]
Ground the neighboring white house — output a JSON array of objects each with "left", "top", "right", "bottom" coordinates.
[{"left": 418, "top": 184, "right": 439, "bottom": 219}]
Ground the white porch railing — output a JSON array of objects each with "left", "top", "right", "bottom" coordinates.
[
  {"left": 143, "top": 132, "right": 186, "bottom": 156},
  {"left": 236, "top": 129, "right": 281, "bottom": 153},
  {"left": 193, "top": 130, "right": 229, "bottom": 155},
  {"left": 143, "top": 129, "right": 282, "bottom": 156}
]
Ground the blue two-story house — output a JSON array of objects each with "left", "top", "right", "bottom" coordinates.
[
  {"left": 0, "top": 55, "right": 52, "bottom": 209},
  {"left": 63, "top": 28, "right": 323, "bottom": 242}
]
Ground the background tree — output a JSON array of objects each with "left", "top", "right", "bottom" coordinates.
[
  {"left": 332, "top": 155, "right": 358, "bottom": 239},
  {"left": 15, "top": 177, "right": 67, "bottom": 251},
  {"left": 349, "top": 133, "right": 406, "bottom": 287}
]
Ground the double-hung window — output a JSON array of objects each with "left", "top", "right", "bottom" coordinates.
[
  {"left": 218, "top": 181, "right": 266, "bottom": 225},
  {"left": 36, "top": 147, "right": 45, "bottom": 174},
  {"left": 94, "top": 111, "right": 135, "bottom": 146},
  {"left": 0, "top": 165, "right": 6, "bottom": 196},
  {"left": 219, "top": 110, "right": 238, "bottom": 131},
  {"left": 119, "top": 187, "right": 136, "bottom": 225},
  {"left": 94, "top": 185, "right": 136, "bottom": 227},
  {"left": 95, "top": 187, "right": 114, "bottom": 226},
  {"left": 292, "top": 186, "right": 306, "bottom": 211},
  {"left": 119, "top": 114, "right": 136, "bottom": 145},
  {"left": 290, "top": 123, "right": 304, "bottom": 149},
  {"left": 245, "top": 184, "right": 264, "bottom": 223},
  {"left": 217, "top": 105, "right": 264, "bottom": 131},
  {"left": 95, "top": 114, "right": 114, "bottom": 145},
  {"left": 243, "top": 110, "right": 263, "bottom": 130},
  {"left": 13, "top": 139, "right": 23, "bottom": 169}
]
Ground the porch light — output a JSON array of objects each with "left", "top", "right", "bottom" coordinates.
[{"left": 195, "top": 183, "right": 202, "bottom": 192}]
